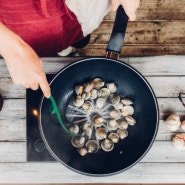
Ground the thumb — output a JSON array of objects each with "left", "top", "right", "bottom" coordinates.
[
  {"left": 38, "top": 74, "right": 51, "bottom": 98},
  {"left": 111, "top": 0, "right": 120, "bottom": 12},
  {"left": 126, "top": 11, "right": 136, "bottom": 21}
]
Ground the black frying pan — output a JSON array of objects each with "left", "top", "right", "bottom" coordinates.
[{"left": 39, "top": 6, "right": 159, "bottom": 176}]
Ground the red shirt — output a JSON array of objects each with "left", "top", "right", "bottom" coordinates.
[{"left": 0, "top": 0, "right": 84, "bottom": 56}]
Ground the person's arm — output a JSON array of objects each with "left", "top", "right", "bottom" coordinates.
[
  {"left": 111, "top": 0, "right": 140, "bottom": 21},
  {"left": 0, "top": 22, "right": 51, "bottom": 98}
]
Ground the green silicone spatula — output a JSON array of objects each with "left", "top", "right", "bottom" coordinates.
[{"left": 49, "top": 95, "right": 81, "bottom": 136}]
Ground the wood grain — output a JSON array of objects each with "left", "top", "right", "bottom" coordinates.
[
  {"left": 1, "top": 56, "right": 185, "bottom": 183},
  {"left": 104, "top": 0, "right": 185, "bottom": 21},
  {"left": 1, "top": 162, "right": 185, "bottom": 183},
  {"left": 79, "top": 0, "right": 185, "bottom": 56}
]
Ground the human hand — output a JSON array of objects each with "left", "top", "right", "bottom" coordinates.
[
  {"left": 111, "top": 0, "right": 140, "bottom": 21},
  {"left": 0, "top": 23, "right": 51, "bottom": 98},
  {"left": 5, "top": 42, "right": 51, "bottom": 98}
]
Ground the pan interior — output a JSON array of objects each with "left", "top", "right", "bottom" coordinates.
[{"left": 39, "top": 58, "right": 159, "bottom": 176}]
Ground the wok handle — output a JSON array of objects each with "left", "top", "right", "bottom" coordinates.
[{"left": 106, "top": 5, "right": 128, "bottom": 59}]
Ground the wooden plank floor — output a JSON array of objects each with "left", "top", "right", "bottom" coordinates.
[{"left": 78, "top": 0, "right": 185, "bottom": 57}]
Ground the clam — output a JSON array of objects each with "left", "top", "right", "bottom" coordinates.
[
  {"left": 83, "top": 81, "right": 94, "bottom": 92},
  {"left": 108, "top": 133, "right": 119, "bottom": 143},
  {"left": 108, "top": 93, "right": 120, "bottom": 105},
  {"left": 82, "top": 101, "right": 93, "bottom": 111},
  {"left": 82, "top": 123, "right": 92, "bottom": 137},
  {"left": 90, "top": 89, "right": 98, "bottom": 99},
  {"left": 121, "top": 98, "right": 133, "bottom": 105},
  {"left": 82, "top": 91, "right": 91, "bottom": 100},
  {"left": 125, "top": 116, "right": 136, "bottom": 126},
  {"left": 82, "top": 122, "right": 90, "bottom": 130},
  {"left": 101, "top": 139, "right": 114, "bottom": 152},
  {"left": 118, "top": 119, "right": 129, "bottom": 129},
  {"left": 121, "top": 105, "right": 134, "bottom": 116},
  {"left": 75, "top": 85, "right": 84, "bottom": 95},
  {"left": 114, "top": 102, "right": 124, "bottom": 110},
  {"left": 117, "top": 129, "right": 128, "bottom": 139},
  {"left": 92, "top": 115, "right": 104, "bottom": 127},
  {"left": 164, "top": 114, "right": 181, "bottom": 131},
  {"left": 98, "top": 88, "right": 110, "bottom": 98},
  {"left": 71, "top": 136, "right": 85, "bottom": 148},
  {"left": 86, "top": 140, "right": 99, "bottom": 153},
  {"left": 77, "top": 147, "right": 88, "bottom": 156},
  {"left": 73, "top": 95, "right": 84, "bottom": 107},
  {"left": 93, "top": 78, "right": 105, "bottom": 90},
  {"left": 107, "top": 119, "right": 119, "bottom": 131},
  {"left": 109, "top": 109, "right": 121, "bottom": 120},
  {"left": 172, "top": 133, "right": 185, "bottom": 151},
  {"left": 95, "top": 127, "right": 107, "bottom": 140},
  {"left": 96, "top": 97, "right": 106, "bottom": 109},
  {"left": 69, "top": 124, "right": 79, "bottom": 134},
  {"left": 105, "top": 82, "right": 117, "bottom": 93}
]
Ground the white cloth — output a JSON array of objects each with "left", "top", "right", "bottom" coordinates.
[{"left": 65, "top": 0, "right": 112, "bottom": 36}]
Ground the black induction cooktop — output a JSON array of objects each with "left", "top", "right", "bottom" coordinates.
[{"left": 26, "top": 74, "right": 55, "bottom": 161}]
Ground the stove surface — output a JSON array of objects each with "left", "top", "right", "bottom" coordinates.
[{"left": 26, "top": 74, "right": 55, "bottom": 161}]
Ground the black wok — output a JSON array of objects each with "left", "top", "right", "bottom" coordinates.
[{"left": 39, "top": 6, "right": 159, "bottom": 176}]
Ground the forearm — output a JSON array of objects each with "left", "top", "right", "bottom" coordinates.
[
  {"left": 0, "top": 22, "right": 50, "bottom": 98},
  {"left": 0, "top": 22, "right": 25, "bottom": 59}
]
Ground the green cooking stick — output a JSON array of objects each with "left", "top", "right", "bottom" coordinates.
[{"left": 49, "top": 95, "right": 81, "bottom": 136}]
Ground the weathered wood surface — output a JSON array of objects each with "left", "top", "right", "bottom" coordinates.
[
  {"left": 104, "top": 0, "right": 185, "bottom": 21},
  {"left": 1, "top": 162, "right": 185, "bottom": 183},
  {"left": 90, "top": 22, "right": 185, "bottom": 45},
  {"left": 1, "top": 56, "right": 185, "bottom": 183},
  {"left": 79, "top": 0, "right": 185, "bottom": 56}
]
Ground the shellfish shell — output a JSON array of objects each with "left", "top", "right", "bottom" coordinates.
[
  {"left": 95, "top": 127, "right": 107, "bottom": 140},
  {"left": 82, "top": 101, "right": 93, "bottom": 111},
  {"left": 82, "top": 91, "right": 91, "bottom": 100},
  {"left": 109, "top": 109, "right": 121, "bottom": 120},
  {"left": 121, "top": 98, "right": 133, "bottom": 105},
  {"left": 164, "top": 114, "right": 181, "bottom": 131},
  {"left": 83, "top": 125, "right": 92, "bottom": 137},
  {"left": 83, "top": 81, "right": 94, "bottom": 92},
  {"left": 69, "top": 124, "right": 79, "bottom": 134},
  {"left": 90, "top": 89, "right": 98, "bottom": 99},
  {"left": 125, "top": 116, "right": 136, "bottom": 126},
  {"left": 96, "top": 97, "right": 106, "bottom": 109},
  {"left": 117, "top": 129, "right": 128, "bottom": 139},
  {"left": 108, "top": 93, "right": 120, "bottom": 105},
  {"left": 101, "top": 139, "right": 114, "bottom": 152},
  {"left": 92, "top": 115, "right": 104, "bottom": 127},
  {"left": 105, "top": 82, "right": 117, "bottom": 93},
  {"left": 73, "top": 95, "right": 84, "bottom": 107},
  {"left": 118, "top": 119, "right": 129, "bottom": 129},
  {"left": 71, "top": 136, "right": 85, "bottom": 148},
  {"left": 121, "top": 105, "right": 134, "bottom": 116},
  {"left": 172, "top": 133, "right": 185, "bottom": 151},
  {"left": 93, "top": 78, "right": 105, "bottom": 90},
  {"left": 98, "top": 88, "right": 110, "bottom": 98},
  {"left": 86, "top": 140, "right": 99, "bottom": 153},
  {"left": 77, "top": 147, "right": 88, "bottom": 156},
  {"left": 108, "top": 133, "right": 119, "bottom": 143},
  {"left": 114, "top": 102, "right": 124, "bottom": 110},
  {"left": 75, "top": 85, "right": 84, "bottom": 95},
  {"left": 107, "top": 119, "right": 119, "bottom": 131}
]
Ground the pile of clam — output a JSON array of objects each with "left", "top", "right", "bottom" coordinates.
[{"left": 66, "top": 78, "right": 136, "bottom": 156}]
